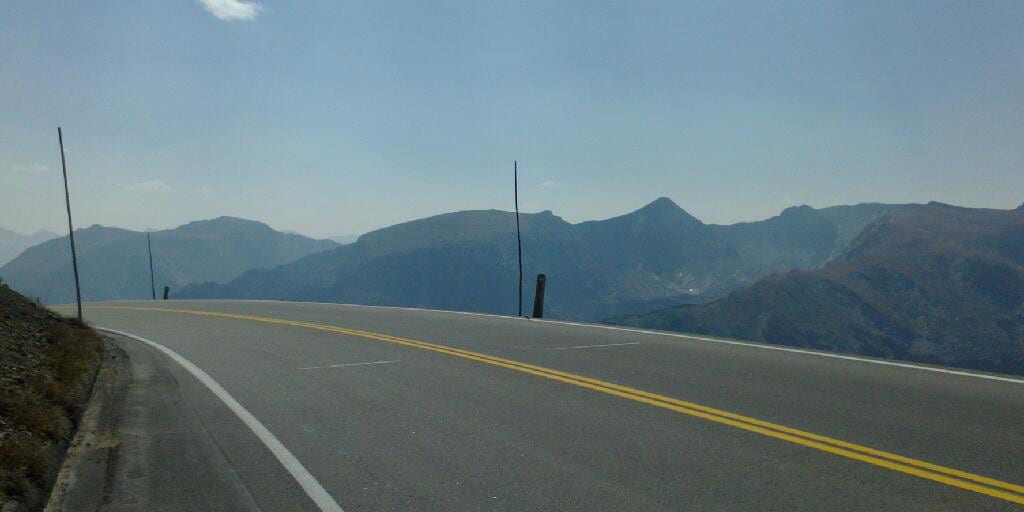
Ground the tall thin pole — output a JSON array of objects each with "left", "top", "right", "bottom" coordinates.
[
  {"left": 147, "top": 232, "right": 156, "bottom": 300},
  {"left": 58, "top": 127, "right": 83, "bottom": 321},
  {"left": 514, "top": 161, "right": 523, "bottom": 317}
]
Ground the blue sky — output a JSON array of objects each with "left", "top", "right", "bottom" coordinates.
[{"left": 2, "top": 1, "right": 1022, "bottom": 238}]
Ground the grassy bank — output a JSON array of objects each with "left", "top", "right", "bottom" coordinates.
[{"left": 0, "top": 283, "right": 103, "bottom": 509}]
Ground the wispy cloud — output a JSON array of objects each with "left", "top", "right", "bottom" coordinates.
[
  {"left": 12, "top": 163, "right": 48, "bottom": 173},
  {"left": 126, "top": 180, "right": 173, "bottom": 193},
  {"left": 539, "top": 180, "right": 562, "bottom": 188},
  {"left": 197, "top": 0, "right": 263, "bottom": 21},
  {"left": 197, "top": 186, "right": 214, "bottom": 195}
]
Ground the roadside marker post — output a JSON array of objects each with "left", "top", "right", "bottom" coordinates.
[
  {"left": 147, "top": 232, "right": 156, "bottom": 300},
  {"left": 57, "top": 127, "right": 83, "bottom": 322},
  {"left": 532, "top": 274, "right": 546, "bottom": 319},
  {"left": 514, "top": 161, "right": 524, "bottom": 317}
]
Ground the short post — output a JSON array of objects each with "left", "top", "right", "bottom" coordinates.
[
  {"left": 532, "top": 273, "right": 546, "bottom": 319},
  {"left": 162, "top": 286, "right": 170, "bottom": 300}
]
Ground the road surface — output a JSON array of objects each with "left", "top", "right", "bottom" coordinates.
[{"left": 59, "top": 300, "right": 1024, "bottom": 511}]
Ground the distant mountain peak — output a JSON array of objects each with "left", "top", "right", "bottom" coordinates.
[
  {"left": 175, "top": 216, "right": 274, "bottom": 234},
  {"left": 82, "top": 224, "right": 113, "bottom": 232},
  {"left": 200, "top": 216, "right": 264, "bottom": 225},
  {"left": 1016, "top": 202, "right": 1023, "bottom": 211},
  {"left": 640, "top": 197, "right": 682, "bottom": 211},
  {"left": 780, "top": 205, "right": 815, "bottom": 216},
  {"left": 1, "top": 216, "right": 337, "bottom": 304},
  {"left": 633, "top": 197, "right": 709, "bottom": 227}
]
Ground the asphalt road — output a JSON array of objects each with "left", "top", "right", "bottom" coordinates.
[{"left": 58, "top": 300, "right": 1024, "bottom": 511}]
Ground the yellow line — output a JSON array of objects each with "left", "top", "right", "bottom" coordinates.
[{"left": 97, "top": 306, "right": 1024, "bottom": 505}]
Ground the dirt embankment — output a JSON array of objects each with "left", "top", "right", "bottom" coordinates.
[{"left": 0, "top": 283, "right": 103, "bottom": 511}]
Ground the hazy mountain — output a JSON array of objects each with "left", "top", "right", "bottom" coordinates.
[
  {"left": 182, "top": 199, "right": 734, "bottom": 319},
  {"left": 707, "top": 203, "right": 901, "bottom": 284},
  {"left": 180, "top": 199, "right": 902, "bottom": 320},
  {"left": 615, "top": 203, "right": 1024, "bottom": 374},
  {"left": 0, "top": 228, "right": 58, "bottom": 267},
  {"left": 329, "top": 234, "right": 360, "bottom": 245},
  {"left": 0, "top": 217, "right": 337, "bottom": 304}
]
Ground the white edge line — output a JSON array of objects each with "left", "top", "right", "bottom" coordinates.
[
  {"left": 93, "top": 300, "right": 1024, "bottom": 385},
  {"left": 535, "top": 319, "right": 1024, "bottom": 385},
  {"left": 549, "top": 342, "right": 642, "bottom": 351},
  {"left": 299, "top": 360, "right": 399, "bottom": 370},
  {"left": 97, "top": 327, "right": 345, "bottom": 512}
]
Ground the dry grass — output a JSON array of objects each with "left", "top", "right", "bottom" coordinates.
[
  {"left": 0, "top": 393, "right": 65, "bottom": 440},
  {"left": 40, "top": 321, "right": 102, "bottom": 416},
  {"left": 0, "top": 432, "right": 47, "bottom": 497},
  {"left": 0, "top": 319, "right": 103, "bottom": 504}
]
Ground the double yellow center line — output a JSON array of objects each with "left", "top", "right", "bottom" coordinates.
[{"left": 99, "top": 306, "right": 1024, "bottom": 505}]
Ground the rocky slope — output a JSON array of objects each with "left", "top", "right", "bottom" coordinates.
[{"left": 0, "top": 283, "right": 103, "bottom": 509}]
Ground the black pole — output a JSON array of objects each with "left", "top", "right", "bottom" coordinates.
[
  {"left": 163, "top": 286, "right": 170, "bottom": 300},
  {"left": 58, "top": 127, "right": 83, "bottom": 321},
  {"left": 532, "top": 273, "right": 546, "bottom": 319},
  {"left": 514, "top": 161, "right": 523, "bottom": 317},
  {"left": 147, "top": 232, "right": 156, "bottom": 300}
]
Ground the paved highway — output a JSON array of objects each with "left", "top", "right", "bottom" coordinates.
[{"left": 60, "top": 300, "right": 1024, "bottom": 511}]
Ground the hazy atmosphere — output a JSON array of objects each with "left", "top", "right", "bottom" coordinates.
[
  {"left": 3, "top": 1, "right": 1022, "bottom": 238},
  {"left": 3, "top": 3, "right": 1024, "bottom": 510}
]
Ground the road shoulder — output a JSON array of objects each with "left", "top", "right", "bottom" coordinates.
[{"left": 45, "top": 335, "right": 261, "bottom": 511}]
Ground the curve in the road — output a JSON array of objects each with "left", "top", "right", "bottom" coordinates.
[{"left": 96, "top": 305, "right": 1024, "bottom": 506}]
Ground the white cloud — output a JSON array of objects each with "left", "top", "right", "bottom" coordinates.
[
  {"left": 197, "top": 0, "right": 263, "bottom": 21},
  {"left": 12, "top": 163, "right": 49, "bottom": 173},
  {"left": 539, "top": 180, "right": 562, "bottom": 188},
  {"left": 197, "top": 186, "right": 214, "bottom": 195},
  {"left": 126, "top": 180, "right": 173, "bottom": 193}
]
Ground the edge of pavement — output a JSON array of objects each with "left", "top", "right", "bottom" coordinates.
[{"left": 44, "top": 334, "right": 262, "bottom": 512}]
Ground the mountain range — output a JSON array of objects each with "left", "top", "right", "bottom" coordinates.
[
  {"left": 0, "top": 217, "right": 336, "bottom": 304},
  {"left": 179, "top": 198, "right": 899, "bottom": 320},
  {"left": 6, "top": 198, "right": 1020, "bottom": 373},
  {"left": 615, "top": 203, "right": 1024, "bottom": 374},
  {"left": 0, "top": 228, "right": 58, "bottom": 267}
]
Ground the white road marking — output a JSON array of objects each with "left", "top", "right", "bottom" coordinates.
[
  {"left": 534, "top": 319, "right": 1024, "bottom": 385},
  {"left": 549, "top": 342, "right": 641, "bottom": 351},
  {"left": 97, "top": 327, "right": 345, "bottom": 512},
  {"left": 299, "top": 360, "right": 399, "bottom": 370}
]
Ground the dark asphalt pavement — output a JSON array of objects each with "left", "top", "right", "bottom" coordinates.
[{"left": 56, "top": 300, "right": 1024, "bottom": 511}]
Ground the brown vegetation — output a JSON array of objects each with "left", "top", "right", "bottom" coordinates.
[{"left": 0, "top": 284, "right": 103, "bottom": 508}]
